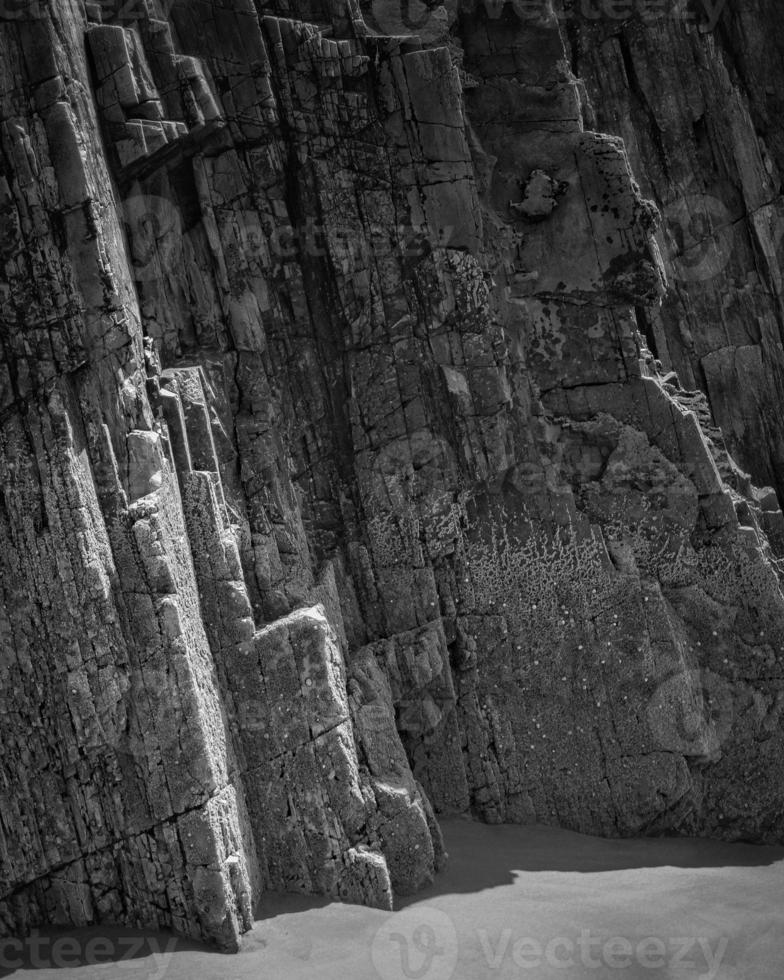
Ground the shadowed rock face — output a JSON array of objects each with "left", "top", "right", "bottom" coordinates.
[
  {"left": 563, "top": 0, "right": 784, "bottom": 498},
  {"left": 0, "top": 0, "right": 783, "bottom": 950}
]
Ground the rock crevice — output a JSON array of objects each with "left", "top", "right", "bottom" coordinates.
[{"left": 1, "top": 0, "right": 783, "bottom": 949}]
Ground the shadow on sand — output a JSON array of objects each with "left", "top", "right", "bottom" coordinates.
[
  {"left": 396, "top": 816, "right": 784, "bottom": 908},
  {"left": 4, "top": 816, "right": 783, "bottom": 974}
]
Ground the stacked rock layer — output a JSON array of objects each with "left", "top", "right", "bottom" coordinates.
[{"left": 1, "top": 0, "right": 783, "bottom": 949}]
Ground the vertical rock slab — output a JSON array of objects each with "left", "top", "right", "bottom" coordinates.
[{"left": 2, "top": 0, "right": 784, "bottom": 954}]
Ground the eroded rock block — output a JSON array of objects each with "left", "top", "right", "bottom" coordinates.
[
  {"left": 126, "top": 429, "right": 163, "bottom": 500},
  {"left": 3, "top": 0, "right": 784, "bottom": 955},
  {"left": 510, "top": 169, "right": 569, "bottom": 220}
]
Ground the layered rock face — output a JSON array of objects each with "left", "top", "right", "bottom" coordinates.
[{"left": 1, "top": 0, "right": 783, "bottom": 951}]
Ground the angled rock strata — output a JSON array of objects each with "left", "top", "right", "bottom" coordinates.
[{"left": 0, "top": 0, "right": 783, "bottom": 950}]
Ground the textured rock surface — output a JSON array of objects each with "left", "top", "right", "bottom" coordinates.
[{"left": 1, "top": 0, "right": 783, "bottom": 950}]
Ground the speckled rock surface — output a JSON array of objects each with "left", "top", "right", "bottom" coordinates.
[{"left": 1, "top": 0, "right": 783, "bottom": 950}]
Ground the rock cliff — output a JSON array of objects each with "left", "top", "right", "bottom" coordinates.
[{"left": 1, "top": 0, "right": 783, "bottom": 951}]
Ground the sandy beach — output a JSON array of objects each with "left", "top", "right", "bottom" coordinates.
[{"left": 5, "top": 817, "right": 783, "bottom": 980}]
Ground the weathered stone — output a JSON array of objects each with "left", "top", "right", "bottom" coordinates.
[
  {"left": 510, "top": 169, "right": 568, "bottom": 220},
  {"left": 2, "top": 0, "right": 784, "bottom": 955},
  {"left": 126, "top": 429, "right": 163, "bottom": 500}
]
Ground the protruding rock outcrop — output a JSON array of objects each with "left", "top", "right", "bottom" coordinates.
[{"left": 1, "top": 0, "right": 783, "bottom": 951}]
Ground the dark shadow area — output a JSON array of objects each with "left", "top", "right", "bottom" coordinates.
[
  {"left": 4, "top": 818, "right": 782, "bottom": 975},
  {"left": 397, "top": 815, "right": 784, "bottom": 907},
  {"left": 256, "top": 890, "right": 333, "bottom": 921}
]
